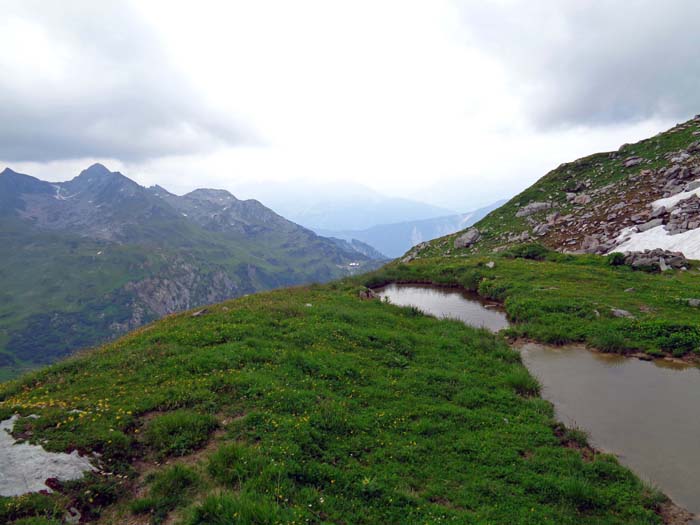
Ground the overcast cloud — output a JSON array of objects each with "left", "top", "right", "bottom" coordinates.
[
  {"left": 1, "top": 1, "right": 698, "bottom": 210},
  {"left": 0, "top": 1, "right": 246, "bottom": 162},
  {"left": 460, "top": 0, "right": 700, "bottom": 128}
]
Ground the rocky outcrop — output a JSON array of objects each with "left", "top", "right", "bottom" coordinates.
[
  {"left": 515, "top": 202, "right": 551, "bottom": 217},
  {"left": 454, "top": 228, "right": 481, "bottom": 249},
  {"left": 620, "top": 249, "right": 688, "bottom": 271},
  {"left": 401, "top": 242, "right": 429, "bottom": 263}
]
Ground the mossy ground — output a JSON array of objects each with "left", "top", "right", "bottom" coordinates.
[{"left": 0, "top": 264, "right": 672, "bottom": 524}]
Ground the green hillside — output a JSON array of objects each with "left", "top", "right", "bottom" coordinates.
[
  {"left": 412, "top": 115, "right": 700, "bottom": 258},
  {"left": 2, "top": 251, "right": 693, "bottom": 524},
  {"left": 0, "top": 166, "right": 381, "bottom": 379}
]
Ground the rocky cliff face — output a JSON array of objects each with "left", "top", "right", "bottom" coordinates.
[{"left": 413, "top": 115, "right": 700, "bottom": 260}]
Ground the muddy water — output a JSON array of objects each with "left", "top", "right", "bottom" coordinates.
[
  {"left": 376, "top": 284, "right": 700, "bottom": 518},
  {"left": 520, "top": 343, "right": 700, "bottom": 517},
  {"left": 375, "top": 283, "right": 509, "bottom": 332}
]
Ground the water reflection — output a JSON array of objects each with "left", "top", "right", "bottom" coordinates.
[{"left": 375, "top": 283, "right": 509, "bottom": 332}]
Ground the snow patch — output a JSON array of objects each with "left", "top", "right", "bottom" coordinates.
[
  {"left": 610, "top": 225, "right": 700, "bottom": 260},
  {"left": 0, "top": 416, "right": 96, "bottom": 497},
  {"left": 652, "top": 182, "right": 700, "bottom": 210}
]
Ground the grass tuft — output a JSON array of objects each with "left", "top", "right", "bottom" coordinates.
[{"left": 144, "top": 410, "right": 218, "bottom": 458}]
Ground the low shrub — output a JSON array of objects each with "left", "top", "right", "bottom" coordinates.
[
  {"left": 503, "top": 243, "right": 552, "bottom": 261},
  {"left": 131, "top": 465, "right": 200, "bottom": 524},
  {"left": 558, "top": 477, "right": 607, "bottom": 511},
  {"left": 183, "top": 492, "right": 286, "bottom": 525},
  {"left": 504, "top": 368, "right": 540, "bottom": 396},
  {"left": 562, "top": 427, "right": 589, "bottom": 448},
  {"left": 9, "top": 518, "right": 63, "bottom": 525},
  {"left": 145, "top": 410, "right": 218, "bottom": 457},
  {"left": 0, "top": 493, "right": 64, "bottom": 523},
  {"left": 607, "top": 252, "right": 626, "bottom": 266},
  {"left": 589, "top": 328, "right": 628, "bottom": 353},
  {"left": 207, "top": 443, "right": 264, "bottom": 487}
]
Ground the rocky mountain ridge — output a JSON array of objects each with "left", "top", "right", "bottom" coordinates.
[
  {"left": 411, "top": 114, "right": 700, "bottom": 261},
  {"left": 0, "top": 164, "right": 382, "bottom": 377}
]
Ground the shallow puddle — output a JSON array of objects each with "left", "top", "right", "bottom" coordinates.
[
  {"left": 520, "top": 343, "right": 700, "bottom": 517},
  {"left": 375, "top": 283, "right": 509, "bottom": 332}
]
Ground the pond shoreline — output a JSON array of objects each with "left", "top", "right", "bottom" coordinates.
[
  {"left": 370, "top": 280, "right": 700, "bottom": 366},
  {"left": 375, "top": 282, "right": 697, "bottom": 524}
]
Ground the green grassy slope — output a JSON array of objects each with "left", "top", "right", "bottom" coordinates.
[
  {"left": 0, "top": 271, "right": 673, "bottom": 524},
  {"left": 368, "top": 247, "right": 700, "bottom": 359}
]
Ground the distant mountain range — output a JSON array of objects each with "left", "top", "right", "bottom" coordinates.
[
  {"left": 231, "top": 180, "right": 458, "bottom": 231},
  {"left": 0, "top": 164, "right": 383, "bottom": 378},
  {"left": 317, "top": 201, "right": 505, "bottom": 258}
]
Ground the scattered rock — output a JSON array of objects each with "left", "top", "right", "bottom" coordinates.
[
  {"left": 623, "top": 156, "right": 644, "bottom": 168},
  {"left": 624, "top": 288, "right": 635, "bottom": 293},
  {"left": 573, "top": 194, "right": 592, "bottom": 205},
  {"left": 515, "top": 202, "right": 551, "bottom": 217},
  {"left": 611, "top": 308, "right": 634, "bottom": 318},
  {"left": 636, "top": 218, "right": 664, "bottom": 232},
  {"left": 688, "top": 298, "right": 700, "bottom": 307},
  {"left": 533, "top": 223, "right": 550, "bottom": 236},
  {"left": 685, "top": 180, "right": 700, "bottom": 192},
  {"left": 65, "top": 508, "right": 82, "bottom": 525},
  {"left": 454, "top": 228, "right": 481, "bottom": 248},
  {"left": 358, "top": 288, "right": 378, "bottom": 300},
  {"left": 191, "top": 308, "right": 209, "bottom": 317},
  {"left": 485, "top": 261, "right": 495, "bottom": 269},
  {"left": 581, "top": 235, "right": 600, "bottom": 253},
  {"left": 622, "top": 249, "right": 688, "bottom": 271}
]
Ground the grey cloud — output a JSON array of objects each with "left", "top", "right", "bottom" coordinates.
[
  {"left": 0, "top": 1, "right": 248, "bottom": 162},
  {"left": 459, "top": 0, "right": 700, "bottom": 128}
]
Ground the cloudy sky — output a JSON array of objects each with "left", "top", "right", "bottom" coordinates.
[{"left": 2, "top": 0, "right": 699, "bottom": 211}]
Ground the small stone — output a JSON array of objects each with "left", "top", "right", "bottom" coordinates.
[
  {"left": 486, "top": 261, "right": 495, "bottom": 269},
  {"left": 191, "top": 309, "right": 209, "bottom": 317},
  {"left": 688, "top": 299, "right": 700, "bottom": 307},
  {"left": 611, "top": 308, "right": 634, "bottom": 318},
  {"left": 637, "top": 218, "right": 664, "bottom": 232},
  {"left": 516, "top": 201, "right": 552, "bottom": 217},
  {"left": 573, "top": 194, "right": 592, "bottom": 205},
  {"left": 358, "top": 289, "right": 378, "bottom": 300},
  {"left": 685, "top": 180, "right": 700, "bottom": 192}
]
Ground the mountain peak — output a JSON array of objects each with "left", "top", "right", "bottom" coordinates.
[
  {"left": 80, "top": 163, "right": 113, "bottom": 177},
  {"left": 1, "top": 167, "right": 20, "bottom": 177},
  {"left": 185, "top": 188, "right": 238, "bottom": 201}
]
